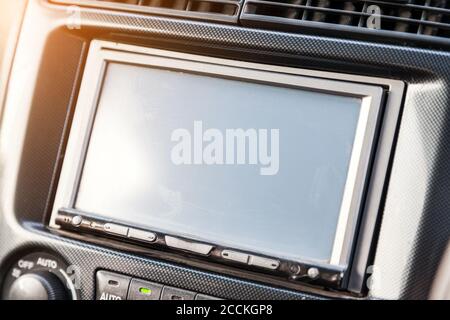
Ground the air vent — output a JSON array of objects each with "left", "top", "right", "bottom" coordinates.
[
  {"left": 51, "top": 0, "right": 242, "bottom": 23},
  {"left": 241, "top": 0, "right": 450, "bottom": 40}
]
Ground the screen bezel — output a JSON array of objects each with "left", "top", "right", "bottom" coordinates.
[{"left": 50, "top": 40, "right": 385, "bottom": 270}]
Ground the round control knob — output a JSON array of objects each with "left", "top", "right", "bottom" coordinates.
[{"left": 7, "top": 271, "right": 68, "bottom": 300}]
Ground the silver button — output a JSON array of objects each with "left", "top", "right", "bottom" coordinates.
[
  {"left": 289, "top": 264, "right": 301, "bottom": 275},
  {"left": 248, "top": 255, "right": 280, "bottom": 270},
  {"left": 221, "top": 250, "right": 249, "bottom": 264},
  {"left": 128, "top": 228, "right": 156, "bottom": 243},
  {"left": 307, "top": 267, "right": 320, "bottom": 279},
  {"left": 80, "top": 219, "right": 92, "bottom": 228},
  {"left": 90, "top": 221, "right": 104, "bottom": 231},
  {"left": 165, "top": 236, "right": 213, "bottom": 255},
  {"left": 71, "top": 215, "right": 82, "bottom": 227},
  {"left": 104, "top": 223, "right": 128, "bottom": 236}
]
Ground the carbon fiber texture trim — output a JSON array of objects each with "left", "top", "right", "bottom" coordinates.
[
  {"left": 1, "top": 0, "right": 450, "bottom": 299},
  {"left": 0, "top": 223, "right": 322, "bottom": 300},
  {"left": 14, "top": 30, "right": 86, "bottom": 222}
]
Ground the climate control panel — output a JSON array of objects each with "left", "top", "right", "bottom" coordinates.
[
  {"left": 96, "top": 270, "right": 221, "bottom": 300},
  {"left": 1, "top": 252, "right": 78, "bottom": 300}
]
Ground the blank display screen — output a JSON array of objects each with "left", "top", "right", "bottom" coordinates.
[{"left": 75, "top": 63, "right": 363, "bottom": 264}]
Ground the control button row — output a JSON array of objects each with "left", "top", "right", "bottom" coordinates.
[
  {"left": 71, "top": 216, "right": 213, "bottom": 255},
  {"left": 65, "top": 215, "right": 278, "bottom": 271},
  {"left": 221, "top": 250, "right": 280, "bottom": 270},
  {"left": 69, "top": 216, "right": 157, "bottom": 244},
  {"left": 104, "top": 223, "right": 157, "bottom": 243},
  {"left": 96, "top": 271, "right": 221, "bottom": 300}
]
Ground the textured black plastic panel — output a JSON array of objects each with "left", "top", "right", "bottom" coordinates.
[
  {"left": 0, "top": 223, "right": 321, "bottom": 300},
  {"left": 14, "top": 30, "right": 86, "bottom": 222},
  {"left": 2, "top": 0, "right": 450, "bottom": 300}
]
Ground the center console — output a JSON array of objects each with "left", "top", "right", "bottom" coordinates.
[{"left": 1, "top": 0, "right": 450, "bottom": 300}]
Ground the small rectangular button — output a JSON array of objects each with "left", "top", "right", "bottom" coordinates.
[
  {"left": 195, "top": 294, "right": 222, "bottom": 300},
  {"left": 89, "top": 221, "right": 104, "bottom": 231},
  {"left": 128, "top": 228, "right": 156, "bottom": 243},
  {"left": 104, "top": 223, "right": 128, "bottom": 236},
  {"left": 80, "top": 219, "right": 92, "bottom": 228},
  {"left": 161, "top": 286, "right": 196, "bottom": 300},
  {"left": 248, "top": 255, "right": 280, "bottom": 270},
  {"left": 127, "top": 279, "right": 163, "bottom": 300},
  {"left": 221, "top": 250, "right": 249, "bottom": 264},
  {"left": 96, "top": 271, "right": 131, "bottom": 300},
  {"left": 165, "top": 236, "right": 213, "bottom": 255}
]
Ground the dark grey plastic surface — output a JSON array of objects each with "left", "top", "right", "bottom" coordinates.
[{"left": 2, "top": 0, "right": 450, "bottom": 300}]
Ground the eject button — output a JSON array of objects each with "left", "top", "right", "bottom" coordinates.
[
  {"left": 128, "top": 228, "right": 156, "bottom": 243},
  {"left": 165, "top": 236, "right": 213, "bottom": 255},
  {"left": 104, "top": 223, "right": 128, "bottom": 236},
  {"left": 221, "top": 250, "right": 280, "bottom": 270}
]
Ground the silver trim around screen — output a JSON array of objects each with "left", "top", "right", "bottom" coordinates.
[{"left": 50, "top": 40, "right": 386, "bottom": 268}]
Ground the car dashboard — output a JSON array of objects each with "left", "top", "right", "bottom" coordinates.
[{"left": 0, "top": 0, "right": 450, "bottom": 301}]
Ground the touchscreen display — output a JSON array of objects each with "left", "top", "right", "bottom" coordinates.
[{"left": 75, "top": 63, "right": 363, "bottom": 264}]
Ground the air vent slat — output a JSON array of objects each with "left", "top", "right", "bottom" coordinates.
[
  {"left": 242, "top": 0, "right": 450, "bottom": 40},
  {"left": 51, "top": 0, "right": 242, "bottom": 23}
]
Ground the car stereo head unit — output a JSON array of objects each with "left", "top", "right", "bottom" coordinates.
[{"left": 49, "top": 40, "right": 403, "bottom": 291}]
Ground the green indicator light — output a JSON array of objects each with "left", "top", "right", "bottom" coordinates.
[{"left": 139, "top": 287, "right": 152, "bottom": 295}]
